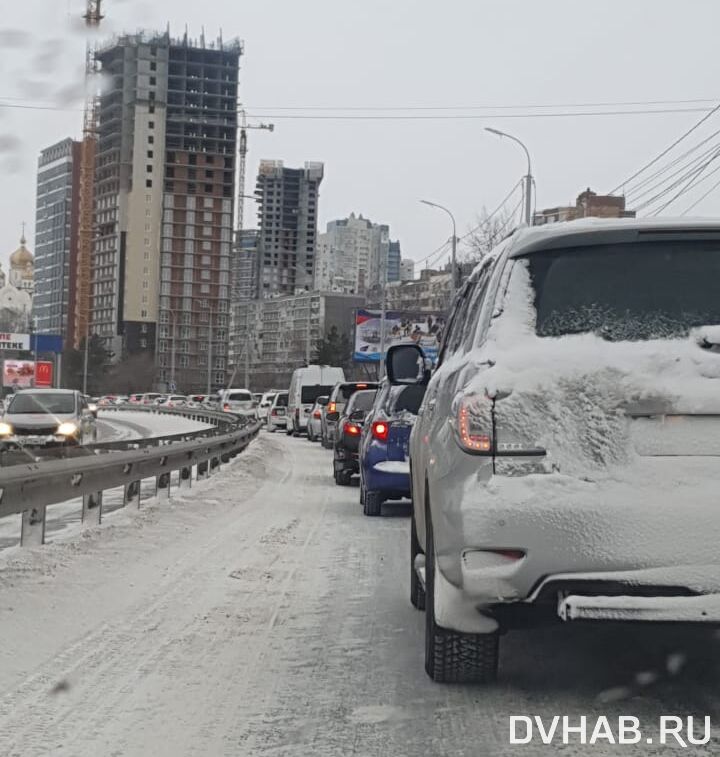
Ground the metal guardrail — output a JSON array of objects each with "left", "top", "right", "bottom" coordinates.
[
  {"left": 0, "top": 408, "right": 261, "bottom": 546},
  {"left": 0, "top": 403, "right": 255, "bottom": 465}
]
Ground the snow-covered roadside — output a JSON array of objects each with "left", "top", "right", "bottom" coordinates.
[{"left": 1, "top": 433, "right": 719, "bottom": 757}]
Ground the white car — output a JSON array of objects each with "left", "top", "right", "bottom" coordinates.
[
  {"left": 266, "top": 391, "right": 288, "bottom": 432},
  {"left": 389, "top": 218, "right": 720, "bottom": 684},
  {"left": 257, "top": 391, "right": 277, "bottom": 422},
  {"left": 218, "top": 389, "right": 256, "bottom": 418},
  {"left": 306, "top": 395, "right": 328, "bottom": 442}
]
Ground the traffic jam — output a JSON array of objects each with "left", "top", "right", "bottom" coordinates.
[{"left": 258, "top": 219, "right": 720, "bottom": 688}]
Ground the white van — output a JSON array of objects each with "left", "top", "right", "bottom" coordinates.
[{"left": 287, "top": 365, "right": 345, "bottom": 436}]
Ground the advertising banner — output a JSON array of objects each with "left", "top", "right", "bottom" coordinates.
[
  {"left": 3, "top": 360, "right": 35, "bottom": 388},
  {"left": 353, "top": 310, "right": 446, "bottom": 363},
  {"left": 35, "top": 361, "right": 54, "bottom": 387},
  {"left": 0, "top": 333, "right": 30, "bottom": 351}
]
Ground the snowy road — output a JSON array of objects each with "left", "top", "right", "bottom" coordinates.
[{"left": 0, "top": 433, "right": 719, "bottom": 756}]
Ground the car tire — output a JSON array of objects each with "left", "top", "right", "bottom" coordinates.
[
  {"left": 410, "top": 510, "right": 425, "bottom": 611},
  {"left": 363, "top": 490, "right": 382, "bottom": 517},
  {"left": 286, "top": 424, "right": 294, "bottom": 436},
  {"left": 307, "top": 428, "right": 315, "bottom": 442},
  {"left": 424, "top": 506, "right": 499, "bottom": 684}
]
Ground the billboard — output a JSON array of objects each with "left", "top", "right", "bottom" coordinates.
[
  {"left": 3, "top": 360, "right": 35, "bottom": 388},
  {"left": 353, "top": 310, "right": 446, "bottom": 363},
  {"left": 0, "top": 333, "right": 30, "bottom": 351},
  {"left": 35, "top": 361, "right": 54, "bottom": 387}
]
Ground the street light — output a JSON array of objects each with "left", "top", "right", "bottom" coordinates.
[
  {"left": 484, "top": 127, "right": 534, "bottom": 226},
  {"left": 420, "top": 199, "right": 458, "bottom": 292}
]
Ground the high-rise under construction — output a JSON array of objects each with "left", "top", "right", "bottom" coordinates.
[{"left": 91, "top": 31, "right": 241, "bottom": 392}]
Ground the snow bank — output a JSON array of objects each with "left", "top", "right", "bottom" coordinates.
[{"left": 374, "top": 461, "right": 410, "bottom": 474}]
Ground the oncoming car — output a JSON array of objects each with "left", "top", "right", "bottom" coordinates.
[
  {"left": 0, "top": 389, "right": 97, "bottom": 447},
  {"left": 388, "top": 218, "right": 720, "bottom": 684}
]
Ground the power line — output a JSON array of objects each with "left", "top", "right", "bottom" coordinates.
[
  {"left": 628, "top": 140, "right": 720, "bottom": 204},
  {"left": 624, "top": 128, "right": 720, "bottom": 198},
  {"left": 245, "top": 107, "right": 714, "bottom": 121},
  {"left": 651, "top": 156, "right": 720, "bottom": 215},
  {"left": 459, "top": 179, "right": 523, "bottom": 243},
  {"left": 245, "top": 98, "right": 719, "bottom": 112},
  {"left": 608, "top": 101, "right": 720, "bottom": 194},
  {"left": 636, "top": 147, "right": 720, "bottom": 212},
  {"left": 682, "top": 175, "right": 720, "bottom": 215}
]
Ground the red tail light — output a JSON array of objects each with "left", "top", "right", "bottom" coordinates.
[
  {"left": 271, "top": 409, "right": 277, "bottom": 416},
  {"left": 224, "top": 403, "right": 230, "bottom": 411},
  {"left": 372, "top": 421, "right": 389, "bottom": 442},
  {"left": 454, "top": 396, "right": 492, "bottom": 454},
  {"left": 343, "top": 422, "right": 361, "bottom": 436},
  {"left": 313, "top": 410, "right": 321, "bottom": 419},
  {"left": 356, "top": 383, "right": 368, "bottom": 389},
  {"left": 328, "top": 401, "right": 336, "bottom": 413}
]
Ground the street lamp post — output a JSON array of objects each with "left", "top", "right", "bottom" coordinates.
[
  {"left": 169, "top": 309, "right": 177, "bottom": 392},
  {"left": 420, "top": 200, "right": 458, "bottom": 292},
  {"left": 485, "top": 127, "right": 534, "bottom": 226}
]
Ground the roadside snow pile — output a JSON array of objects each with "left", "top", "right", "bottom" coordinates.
[{"left": 98, "top": 410, "right": 213, "bottom": 439}]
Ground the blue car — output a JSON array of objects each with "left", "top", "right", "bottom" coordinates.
[{"left": 359, "top": 383, "right": 426, "bottom": 516}]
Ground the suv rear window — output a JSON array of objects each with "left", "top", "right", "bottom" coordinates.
[
  {"left": 526, "top": 241, "right": 720, "bottom": 341},
  {"left": 227, "top": 391, "right": 252, "bottom": 402},
  {"left": 275, "top": 393, "right": 288, "bottom": 407},
  {"left": 336, "top": 382, "right": 377, "bottom": 401},
  {"left": 387, "top": 385, "right": 426, "bottom": 415},
  {"left": 301, "top": 385, "right": 334, "bottom": 404},
  {"left": 347, "top": 390, "right": 377, "bottom": 412}
]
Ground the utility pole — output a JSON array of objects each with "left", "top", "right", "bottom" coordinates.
[
  {"left": 378, "top": 244, "right": 388, "bottom": 379},
  {"left": 170, "top": 309, "right": 177, "bottom": 392},
  {"left": 206, "top": 303, "right": 214, "bottom": 395},
  {"left": 306, "top": 295, "right": 312, "bottom": 366},
  {"left": 82, "top": 332, "right": 89, "bottom": 395}
]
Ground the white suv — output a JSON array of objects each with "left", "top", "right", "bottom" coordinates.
[{"left": 388, "top": 218, "right": 720, "bottom": 683}]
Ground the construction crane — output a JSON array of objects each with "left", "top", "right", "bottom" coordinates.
[
  {"left": 236, "top": 109, "right": 274, "bottom": 239},
  {"left": 232, "top": 110, "right": 273, "bottom": 387},
  {"left": 75, "top": 0, "right": 104, "bottom": 350}
]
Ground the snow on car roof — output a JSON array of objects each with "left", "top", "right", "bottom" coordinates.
[{"left": 506, "top": 216, "right": 720, "bottom": 258}]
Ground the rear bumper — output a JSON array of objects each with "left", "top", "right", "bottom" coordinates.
[
  {"left": 429, "top": 458, "right": 720, "bottom": 605},
  {"left": 557, "top": 593, "right": 720, "bottom": 623},
  {"left": 365, "top": 463, "right": 410, "bottom": 495},
  {"left": 335, "top": 446, "right": 359, "bottom": 472}
]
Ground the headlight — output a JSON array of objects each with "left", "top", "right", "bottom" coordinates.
[
  {"left": 88, "top": 403, "right": 98, "bottom": 412},
  {"left": 57, "top": 422, "right": 79, "bottom": 436},
  {"left": 0, "top": 421, "right": 13, "bottom": 436}
]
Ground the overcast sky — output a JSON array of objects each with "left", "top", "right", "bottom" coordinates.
[{"left": 1, "top": 0, "right": 719, "bottom": 274}]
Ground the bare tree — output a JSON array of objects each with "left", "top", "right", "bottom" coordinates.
[{"left": 462, "top": 206, "right": 517, "bottom": 263}]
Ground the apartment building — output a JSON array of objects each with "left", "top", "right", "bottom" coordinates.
[
  {"left": 32, "top": 138, "right": 81, "bottom": 340},
  {"left": 232, "top": 291, "right": 364, "bottom": 389},
  {"left": 256, "top": 160, "right": 323, "bottom": 298},
  {"left": 92, "top": 31, "right": 241, "bottom": 391}
]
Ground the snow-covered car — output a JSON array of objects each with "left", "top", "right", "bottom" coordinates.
[
  {"left": 306, "top": 395, "right": 328, "bottom": 442},
  {"left": 388, "top": 218, "right": 720, "bottom": 684}
]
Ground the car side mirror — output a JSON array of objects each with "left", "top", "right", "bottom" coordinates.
[
  {"left": 326, "top": 411, "right": 340, "bottom": 422},
  {"left": 386, "top": 344, "right": 430, "bottom": 386}
]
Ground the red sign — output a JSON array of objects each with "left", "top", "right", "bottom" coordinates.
[{"left": 35, "top": 361, "right": 53, "bottom": 387}]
